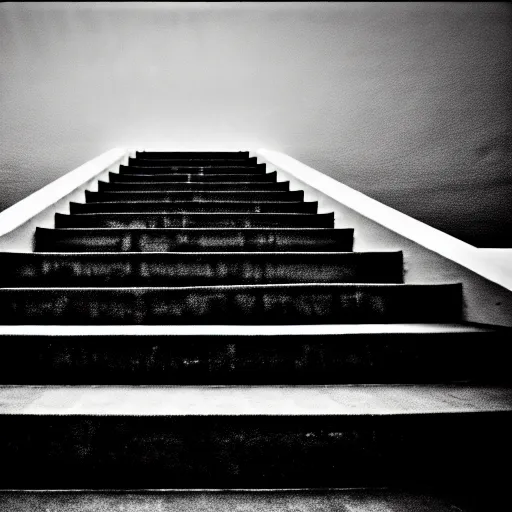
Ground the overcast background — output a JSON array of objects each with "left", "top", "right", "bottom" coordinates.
[{"left": 1, "top": 2, "right": 511, "bottom": 247}]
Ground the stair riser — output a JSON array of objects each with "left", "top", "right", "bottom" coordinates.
[
  {"left": 98, "top": 182, "right": 290, "bottom": 192},
  {"left": 110, "top": 172, "right": 277, "bottom": 183},
  {"left": 0, "top": 413, "right": 508, "bottom": 489},
  {"left": 35, "top": 229, "right": 353, "bottom": 252},
  {"left": 69, "top": 202, "right": 319, "bottom": 214},
  {"left": 0, "top": 253, "right": 403, "bottom": 287},
  {"left": 135, "top": 151, "right": 250, "bottom": 159},
  {"left": 55, "top": 213, "right": 334, "bottom": 229},
  {"left": 0, "top": 333, "right": 508, "bottom": 385},
  {"left": 85, "top": 191, "right": 305, "bottom": 203},
  {"left": 0, "top": 284, "right": 462, "bottom": 324},
  {"left": 128, "top": 157, "right": 259, "bottom": 167}
]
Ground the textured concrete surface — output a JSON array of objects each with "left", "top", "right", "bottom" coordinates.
[
  {"left": 35, "top": 227, "right": 352, "bottom": 252},
  {"left": 68, "top": 200, "right": 319, "bottom": 214},
  {"left": 110, "top": 171, "right": 278, "bottom": 182},
  {"left": 97, "top": 180, "right": 290, "bottom": 191},
  {"left": 54, "top": 212, "right": 333, "bottom": 229},
  {"left": 126, "top": 157, "right": 259, "bottom": 167},
  {"left": 1, "top": 385, "right": 510, "bottom": 416},
  {"left": 1, "top": 2, "right": 510, "bottom": 246},
  {"left": 84, "top": 190, "right": 304, "bottom": 203},
  {"left": 0, "top": 490, "right": 475, "bottom": 512},
  {"left": 0, "top": 251, "right": 404, "bottom": 286},
  {"left": 0, "top": 283, "right": 462, "bottom": 324},
  {"left": 1, "top": 326, "right": 509, "bottom": 385}
]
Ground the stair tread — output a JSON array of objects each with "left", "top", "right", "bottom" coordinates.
[
  {"left": 0, "top": 284, "right": 461, "bottom": 324},
  {"left": 0, "top": 251, "right": 403, "bottom": 286},
  {"left": 2, "top": 250, "right": 393, "bottom": 255},
  {"left": 35, "top": 226, "right": 350, "bottom": 252},
  {"left": 62, "top": 213, "right": 319, "bottom": 217},
  {"left": 54, "top": 213, "right": 334, "bottom": 228},
  {"left": 0, "top": 490, "right": 477, "bottom": 511},
  {"left": 1, "top": 384, "right": 510, "bottom": 416},
  {"left": 104, "top": 181, "right": 282, "bottom": 185},
  {"left": 43, "top": 227, "right": 337, "bottom": 231},
  {"left": 1, "top": 283, "right": 448, "bottom": 290}
]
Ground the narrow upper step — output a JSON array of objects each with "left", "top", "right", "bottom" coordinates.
[
  {"left": 84, "top": 190, "right": 305, "bottom": 203},
  {"left": 0, "top": 283, "right": 462, "bottom": 324},
  {"left": 136, "top": 151, "right": 250, "bottom": 159},
  {"left": 69, "top": 201, "right": 319, "bottom": 214},
  {"left": 1, "top": 385, "right": 510, "bottom": 415},
  {"left": 35, "top": 227, "right": 352, "bottom": 252},
  {"left": 55, "top": 212, "right": 334, "bottom": 229},
  {"left": 98, "top": 180, "right": 290, "bottom": 191},
  {"left": 127, "top": 157, "right": 259, "bottom": 167},
  {"left": 121, "top": 164, "right": 267, "bottom": 175},
  {"left": 110, "top": 171, "right": 278, "bottom": 182},
  {"left": 0, "top": 251, "right": 404, "bottom": 286}
]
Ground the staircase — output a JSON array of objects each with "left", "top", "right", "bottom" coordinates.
[{"left": 0, "top": 150, "right": 510, "bottom": 510}]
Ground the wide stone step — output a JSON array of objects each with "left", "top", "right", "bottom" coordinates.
[
  {"left": 127, "top": 157, "right": 259, "bottom": 167},
  {"left": 98, "top": 180, "right": 290, "bottom": 192},
  {"left": 0, "top": 251, "right": 403, "bottom": 287},
  {"left": 69, "top": 200, "right": 318, "bottom": 214},
  {"left": 0, "top": 283, "right": 461, "bottom": 324},
  {"left": 0, "top": 385, "right": 509, "bottom": 490},
  {"left": 110, "top": 171, "right": 277, "bottom": 183},
  {"left": 35, "top": 228, "right": 352, "bottom": 252},
  {"left": 0, "top": 324, "right": 508, "bottom": 385},
  {"left": 85, "top": 190, "right": 305, "bottom": 203},
  {"left": 136, "top": 150, "right": 250, "bottom": 159},
  {"left": 0, "top": 489, "right": 481, "bottom": 512},
  {"left": 55, "top": 212, "right": 333, "bottom": 229}
]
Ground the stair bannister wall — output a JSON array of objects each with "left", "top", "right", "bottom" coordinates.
[
  {"left": 0, "top": 148, "right": 129, "bottom": 252},
  {"left": 254, "top": 149, "right": 512, "bottom": 327}
]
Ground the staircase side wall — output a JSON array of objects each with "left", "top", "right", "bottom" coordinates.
[
  {"left": 0, "top": 149, "right": 130, "bottom": 252},
  {"left": 255, "top": 150, "right": 512, "bottom": 327}
]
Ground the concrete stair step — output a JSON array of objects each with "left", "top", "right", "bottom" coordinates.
[
  {"left": 128, "top": 156, "right": 259, "bottom": 167},
  {"left": 121, "top": 164, "right": 267, "bottom": 174},
  {"left": 0, "top": 324, "right": 508, "bottom": 385},
  {"left": 0, "top": 489, "right": 481, "bottom": 512},
  {"left": 85, "top": 190, "right": 305, "bottom": 203},
  {"left": 0, "top": 283, "right": 461, "bottom": 324},
  {"left": 0, "top": 385, "right": 509, "bottom": 489},
  {"left": 0, "top": 251, "right": 403, "bottom": 287},
  {"left": 69, "top": 201, "right": 319, "bottom": 214},
  {"left": 136, "top": 150, "right": 250, "bottom": 159},
  {"left": 55, "top": 212, "right": 333, "bottom": 229},
  {"left": 98, "top": 180, "right": 290, "bottom": 191},
  {"left": 35, "top": 227, "right": 352, "bottom": 252},
  {"left": 110, "top": 171, "right": 278, "bottom": 182}
]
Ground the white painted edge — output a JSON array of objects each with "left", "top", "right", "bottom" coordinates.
[
  {"left": 0, "top": 324, "right": 497, "bottom": 336},
  {"left": 256, "top": 149, "right": 512, "bottom": 292},
  {"left": 0, "top": 148, "right": 127, "bottom": 238}
]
